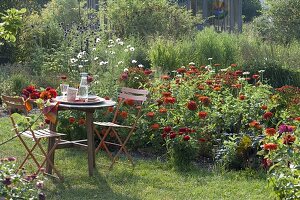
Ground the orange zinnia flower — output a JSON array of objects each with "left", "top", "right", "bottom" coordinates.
[
  {"left": 78, "top": 118, "right": 86, "bottom": 126},
  {"left": 159, "top": 107, "right": 167, "bottom": 113},
  {"left": 283, "top": 134, "right": 296, "bottom": 145},
  {"left": 120, "top": 111, "right": 128, "bottom": 119},
  {"left": 151, "top": 123, "right": 160, "bottom": 130},
  {"left": 146, "top": 112, "right": 155, "bottom": 118},
  {"left": 124, "top": 99, "right": 135, "bottom": 106},
  {"left": 263, "top": 143, "right": 278, "bottom": 151},
  {"left": 161, "top": 75, "right": 170, "bottom": 80},
  {"left": 265, "top": 128, "right": 276, "bottom": 136},
  {"left": 198, "top": 111, "right": 207, "bottom": 119}
]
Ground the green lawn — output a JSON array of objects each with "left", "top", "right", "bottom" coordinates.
[{"left": 0, "top": 117, "right": 276, "bottom": 200}]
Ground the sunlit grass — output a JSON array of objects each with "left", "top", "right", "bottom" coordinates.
[{"left": 0, "top": 117, "right": 276, "bottom": 200}]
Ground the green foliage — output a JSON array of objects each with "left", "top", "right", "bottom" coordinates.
[
  {"left": 262, "top": 0, "right": 300, "bottom": 43},
  {"left": 105, "top": 0, "right": 200, "bottom": 39},
  {"left": 242, "top": 0, "right": 262, "bottom": 22},
  {"left": 0, "top": 158, "right": 45, "bottom": 199},
  {"left": 0, "top": 8, "right": 26, "bottom": 44}
]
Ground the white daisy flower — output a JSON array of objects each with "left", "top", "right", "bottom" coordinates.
[
  {"left": 116, "top": 38, "right": 121, "bottom": 42},
  {"left": 138, "top": 64, "right": 144, "bottom": 68},
  {"left": 94, "top": 57, "right": 99, "bottom": 61},
  {"left": 109, "top": 39, "right": 114, "bottom": 44},
  {"left": 132, "top": 60, "right": 137, "bottom": 64},
  {"left": 96, "top": 38, "right": 101, "bottom": 43},
  {"left": 124, "top": 68, "right": 129, "bottom": 72},
  {"left": 118, "top": 41, "right": 124, "bottom": 45},
  {"left": 78, "top": 65, "right": 83, "bottom": 68},
  {"left": 129, "top": 47, "right": 135, "bottom": 52},
  {"left": 208, "top": 58, "right": 213, "bottom": 61},
  {"left": 243, "top": 71, "right": 250, "bottom": 75},
  {"left": 118, "top": 61, "right": 124, "bottom": 65},
  {"left": 124, "top": 49, "right": 129, "bottom": 52},
  {"left": 127, "top": 45, "right": 131, "bottom": 48},
  {"left": 258, "top": 70, "right": 265, "bottom": 73},
  {"left": 220, "top": 68, "right": 227, "bottom": 72},
  {"left": 92, "top": 48, "right": 96, "bottom": 51},
  {"left": 189, "top": 62, "right": 195, "bottom": 66},
  {"left": 110, "top": 51, "right": 116, "bottom": 55}
]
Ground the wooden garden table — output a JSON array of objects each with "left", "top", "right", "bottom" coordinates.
[{"left": 46, "top": 99, "right": 116, "bottom": 177}]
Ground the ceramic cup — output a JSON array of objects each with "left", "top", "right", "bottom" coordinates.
[{"left": 67, "top": 87, "right": 78, "bottom": 102}]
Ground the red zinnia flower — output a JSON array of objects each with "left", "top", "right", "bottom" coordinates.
[
  {"left": 199, "top": 138, "right": 206, "bottom": 142},
  {"left": 263, "top": 143, "right": 278, "bottom": 151},
  {"left": 108, "top": 107, "right": 114, "bottom": 112},
  {"left": 170, "top": 132, "right": 177, "bottom": 139},
  {"left": 120, "top": 111, "right": 128, "bottom": 119},
  {"left": 144, "top": 69, "right": 152, "bottom": 75},
  {"left": 198, "top": 111, "right": 207, "bottom": 119},
  {"left": 199, "top": 96, "right": 210, "bottom": 106},
  {"left": 265, "top": 128, "right": 276, "bottom": 136},
  {"left": 231, "top": 64, "right": 237, "bottom": 67},
  {"left": 214, "top": 64, "right": 221, "bottom": 67},
  {"left": 162, "top": 92, "right": 172, "bottom": 97},
  {"left": 179, "top": 127, "right": 187, "bottom": 133},
  {"left": 44, "top": 118, "right": 50, "bottom": 124},
  {"left": 164, "top": 97, "right": 176, "bottom": 104},
  {"left": 283, "top": 134, "right": 296, "bottom": 145},
  {"left": 124, "top": 99, "right": 135, "bottom": 106},
  {"left": 151, "top": 123, "right": 160, "bottom": 130},
  {"left": 183, "top": 135, "right": 190, "bottom": 141},
  {"left": 261, "top": 105, "right": 267, "bottom": 110},
  {"left": 198, "top": 85, "right": 205, "bottom": 90},
  {"left": 252, "top": 74, "right": 260, "bottom": 79},
  {"left": 263, "top": 112, "right": 273, "bottom": 120},
  {"left": 60, "top": 75, "right": 67, "bottom": 80},
  {"left": 187, "top": 101, "right": 197, "bottom": 111},
  {"left": 78, "top": 118, "right": 86, "bottom": 126},
  {"left": 239, "top": 94, "right": 246, "bottom": 100},
  {"left": 177, "top": 67, "right": 186, "bottom": 73},
  {"left": 146, "top": 112, "right": 155, "bottom": 118},
  {"left": 161, "top": 75, "right": 170, "bottom": 80},
  {"left": 295, "top": 117, "right": 300, "bottom": 121},
  {"left": 206, "top": 80, "right": 213, "bottom": 85},
  {"left": 159, "top": 107, "right": 167, "bottom": 113},
  {"left": 234, "top": 70, "right": 243, "bottom": 76},
  {"left": 161, "top": 133, "right": 167, "bottom": 139},
  {"left": 69, "top": 117, "right": 76, "bottom": 124},
  {"left": 163, "top": 126, "right": 172, "bottom": 133}
]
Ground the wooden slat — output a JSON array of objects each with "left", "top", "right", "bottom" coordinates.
[
  {"left": 118, "top": 93, "right": 147, "bottom": 102},
  {"left": 121, "top": 87, "right": 149, "bottom": 95},
  {"left": 104, "top": 141, "right": 122, "bottom": 146},
  {"left": 2, "top": 95, "right": 25, "bottom": 104},
  {"left": 94, "top": 122, "right": 132, "bottom": 128}
]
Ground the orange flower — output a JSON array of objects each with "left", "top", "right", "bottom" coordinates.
[
  {"left": 263, "top": 112, "right": 273, "bottom": 120},
  {"left": 78, "top": 118, "right": 86, "bottom": 126},
  {"left": 161, "top": 75, "right": 170, "bottom": 80},
  {"left": 261, "top": 105, "right": 268, "bottom": 110},
  {"left": 263, "top": 143, "right": 278, "bottom": 151},
  {"left": 214, "top": 64, "right": 221, "bottom": 67},
  {"left": 124, "top": 99, "right": 135, "bottom": 106},
  {"left": 159, "top": 107, "right": 167, "bottom": 113},
  {"left": 213, "top": 86, "right": 221, "bottom": 91},
  {"left": 239, "top": 94, "right": 246, "bottom": 100},
  {"left": 198, "top": 111, "right": 207, "bottom": 119},
  {"left": 249, "top": 120, "right": 260, "bottom": 129},
  {"left": 146, "top": 112, "right": 155, "bottom": 118},
  {"left": 40, "top": 91, "right": 51, "bottom": 100},
  {"left": 69, "top": 117, "right": 76, "bottom": 124},
  {"left": 252, "top": 74, "right": 260, "bottom": 79},
  {"left": 187, "top": 101, "right": 197, "bottom": 111},
  {"left": 231, "top": 63, "right": 237, "bottom": 67},
  {"left": 164, "top": 97, "right": 176, "bottom": 104},
  {"left": 162, "top": 92, "right": 172, "bottom": 97},
  {"left": 265, "top": 128, "right": 276, "bottom": 136},
  {"left": 198, "top": 96, "right": 210, "bottom": 106},
  {"left": 177, "top": 67, "right": 186, "bottom": 73},
  {"left": 108, "top": 107, "right": 114, "bottom": 112},
  {"left": 295, "top": 117, "right": 300, "bottom": 121},
  {"left": 198, "top": 85, "right": 205, "bottom": 90},
  {"left": 120, "top": 111, "right": 128, "bottom": 119},
  {"left": 283, "top": 134, "right": 296, "bottom": 145},
  {"left": 151, "top": 123, "right": 160, "bottom": 130}
]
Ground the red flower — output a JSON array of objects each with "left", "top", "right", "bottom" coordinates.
[
  {"left": 262, "top": 158, "right": 272, "bottom": 169},
  {"left": 108, "top": 107, "right": 114, "bottom": 112},
  {"left": 164, "top": 97, "right": 176, "bottom": 104},
  {"left": 198, "top": 96, "right": 210, "bottom": 106},
  {"left": 87, "top": 75, "right": 93, "bottom": 83},
  {"left": 78, "top": 118, "right": 86, "bottom": 126},
  {"left": 170, "top": 132, "right": 176, "bottom": 139},
  {"left": 261, "top": 105, "right": 267, "bottom": 110},
  {"left": 163, "top": 126, "right": 172, "bottom": 133},
  {"left": 265, "top": 128, "right": 276, "bottom": 136},
  {"left": 48, "top": 88, "right": 57, "bottom": 98},
  {"left": 44, "top": 118, "right": 50, "bottom": 124},
  {"left": 177, "top": 67, "right": 186, "bottom": 73},
  {"left": 179, "top": 127, "right": 187, "bottom": 133},
  {"left": 206, "top": 80, "right": 213, "bottom": 85},
  {"left": 252, "top": 74, "right": 260, "bottom": 79},
  {"left": 199, "top": 138, "right": 206, "bottom": 142},
  {"left": 124, "top": 99, "right": 135, "bottom": 106},
  {"left": 120, "top": 111, "right": 128, "bottom": 119},
  {"left": 161, "top": 133, "right": 167, "bottom": 139},
  {"left": 187, "top": 101, "right": 197, "bottom": 111},
  {"left": 161, "top": 75, "right": 170, "bottom": 80},
  {"left": 29, "top": 91, "right": 40, "bottom": 99},
  {"left": 159, "top": 107, "right": 167, "bottom": 113},
  {"left": 144, "top": 69, "right": 152, "bottom": 75},
  {"left": 183, "top": 135, "right": 190, "bottom": 141},
  {"left": 263, "top": 143, "right": 278, "bottom": 151},
  {"left": 231, "top": 64, "right": 237, "bottom": 67},
  {"left": 239, "top": 94, "right": 246, "bottom": 100},
  {"left": 198, "top": 85, "right": 205, "bottom": 90},
  {"left": 151, "top": 123, "right": 160, "bottom": 130},
  {"left": 263, "top": 112, "right": 273, "bottom": 120},
  {"left": 146, "top": 112, "right": 155, "bottom": 118},
  {"left": 214, "top": 64, "right": 221, "bottom": 67},
  {"left": 198, "top": 111, "right": 207, "bottom": 119},
  {"left": 295, "top": 117, "right": 300, "bottom": 121},
  {"left": 234, "top": 70, "right": 243, "bottom": 76},
  {"left": 283, "top": 134, "right": 296, "bottom": 145},
  {"left": 162, "top": 92, "right": 172, "bottom": 97},
  {"left": 69, "top": 117, "right": 76, "bottom": 124}
]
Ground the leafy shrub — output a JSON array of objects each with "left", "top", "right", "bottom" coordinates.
[
  {"left": 105, "top": 0, "right": 200, "bottom": 39},
  {"left": 0, "top": 157, "right": 46, "bottom": 199}
]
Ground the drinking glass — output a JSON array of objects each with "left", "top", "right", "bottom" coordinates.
[
  {"left": 60, "top": 84, "right": 69, "bottom": 99},
  {"left": 78, "top": 85, "right": 88, "bottom": 101}
]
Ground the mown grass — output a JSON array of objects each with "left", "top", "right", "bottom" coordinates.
[{"left": 0, "top": 117, "right": 276, "bottom": 200}]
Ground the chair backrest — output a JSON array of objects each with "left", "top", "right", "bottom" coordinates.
[
  {"left": 1, "top": 95, "right": 28, "bottom": 115},
  {"left": 119, "top": 87, "right": 149, "bottom": 103},
  {"left": 111, "top": 88, "right": 149, "bottom": 124}
]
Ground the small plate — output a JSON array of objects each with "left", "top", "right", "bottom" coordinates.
[
  {"left": 54, "top": 96, "right": 105, "bottom": 105},
  {"left": 88, "top": 95, "right": 98, "bottom": 100}
]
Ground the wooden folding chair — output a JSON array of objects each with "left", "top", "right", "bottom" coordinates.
[
  {"left": 2, "top": 95, "right": 64, "bottom": 180},
  {"left": 94, "top": 87, "right": 149, "bottom": 169}
]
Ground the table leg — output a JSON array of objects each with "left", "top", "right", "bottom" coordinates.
[
  {"left": 86, "top": 111, "right": 95, "bottom": 176},
  {"left": 47, "top": 122, "right": 57, "bottom": 174}
]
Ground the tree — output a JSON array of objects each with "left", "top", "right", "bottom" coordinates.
[
  {"left": 264, "top": 0, "right": 300, "bottom": 43},
  {"left": 242, "top": 0, "right": 262, "bottom": 22},
  {"left": 0, "top": 8, "right": 26, "bottom": 44}
]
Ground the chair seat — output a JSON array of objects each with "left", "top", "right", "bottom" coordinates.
[
  {"left": 94, "top": 122, "right": 132, "bottom": 129},
  {"left": 20, "top": 129, "right": 65, "bottom": 139}
]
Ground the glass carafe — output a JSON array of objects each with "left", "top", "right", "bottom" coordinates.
[{"left": 78, "top": 72, "right": 89, "bottom": 101}]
